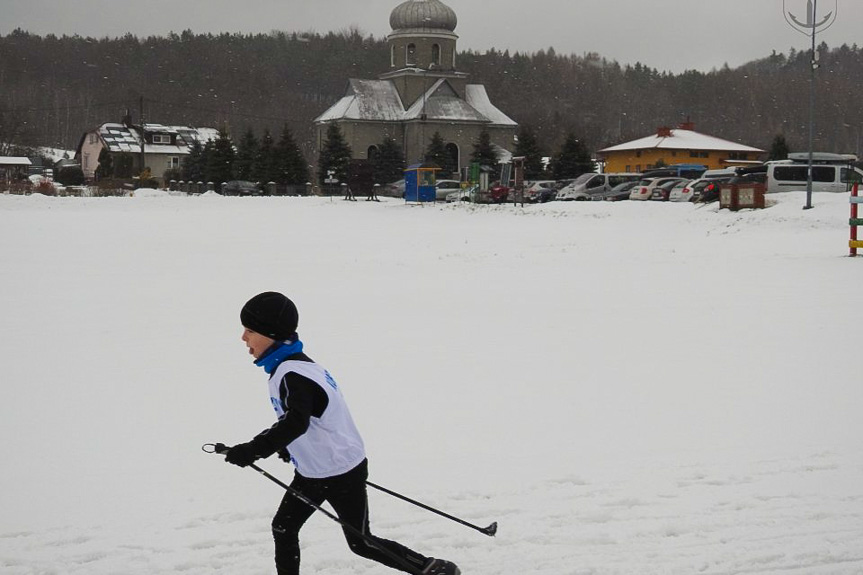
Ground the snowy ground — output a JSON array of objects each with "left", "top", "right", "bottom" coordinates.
[{"left": 1, "top": 191, "right": 861, "bottom": 574}]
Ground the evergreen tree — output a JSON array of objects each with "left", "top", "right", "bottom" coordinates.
[
  {"left": 182, "top": 140, "right": 205, "bottom": 182},
  {"left": 275, "top": 124, "right": 310, "bottom": 184},
  {"left": 207, "top": 129, "right": 235, "bottom": 184},
  {"left": 114, "top": 153, "right": 134, "bottom": 179},
  {"left": 470, "top": 129, "right": 498, "bottom": 169},
  {"left": 425, "top": 131, "right": 448, "bottom": 172},
  {"left": 768, "top": 134, "right": 790, "bottom": 161},
  {"left": 514, "top": 124, "right": 545, "bottom": 180},
  {"left": 373, "top": 137, "right": 406, "bottom": 184},
  {"left": 94, "top": 147, "right": 113, "bottom": 180},
  {"left": 550, "top": 133, "right": 595, "bottom": 179},
  {"left": 255, "top": 130, "right": 278, "bottom": 183},
  {"left": 317, "top": 123, "right": 352, "bottom": 185},
  {"left": 234, "top": 128, "right": 259, "bottom": 181}
]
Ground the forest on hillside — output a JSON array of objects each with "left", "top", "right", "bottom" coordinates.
[{"left": 1, "top": 28, "right": 862, "bottom": 166}]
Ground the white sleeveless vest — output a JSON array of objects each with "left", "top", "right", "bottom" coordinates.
[{"left": 267, "top": 360, "right": 366, "bottom": 479}]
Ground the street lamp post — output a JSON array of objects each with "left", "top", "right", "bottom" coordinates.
[{"left": 783, "top": 0, "right": 837, "bottom": 210}]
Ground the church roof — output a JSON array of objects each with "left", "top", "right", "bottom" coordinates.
[
  {"left": 315, "top": 78, "right": 517, "bottom": 127},
  {"left": 390, "top": 0, "right": 457, "bottom": 33}
]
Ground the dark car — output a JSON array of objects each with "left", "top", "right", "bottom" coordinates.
[
  {"left": 602, "top": 180, "right": 638, "bottom": 201},
  {"left": 222, "top": 180, "right": 261, "bottom": 196}
]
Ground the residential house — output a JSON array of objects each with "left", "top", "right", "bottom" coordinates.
[{"left": 77, "top": 118, "right": 219, "bottom": 183}]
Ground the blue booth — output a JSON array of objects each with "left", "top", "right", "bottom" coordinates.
[{"left": 404, "top": 163, "right": 440, "bottom": 202}]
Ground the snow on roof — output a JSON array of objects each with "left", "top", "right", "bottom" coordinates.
[
  {"left": 465, "top": 85, "right": 517, "bottom": 127},
  {"left": 315, "top": 80, "right": 405, "bottom": 123},
  {"left": 0, "top": 157, "right": 33, "bottom": 166},
  {"left": 599, "top": 129, "right": 764, "bottom": 154},
  {"left": 403, "top": 78, "right": 487, "bottom": 122},
  {"left": 98, "top": 123, "right": 218, "bottom": 155},
  {"left": 316, "top": 78, "right": 516, "bottom": 126}
]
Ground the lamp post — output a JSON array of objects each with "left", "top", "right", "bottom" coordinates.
[{"left": 783, "top": 0, "right": 838, "bottom": 210}]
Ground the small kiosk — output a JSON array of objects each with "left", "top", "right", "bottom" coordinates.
[{"left": 404, "top": 163, "right": 440, "bottom": 203}]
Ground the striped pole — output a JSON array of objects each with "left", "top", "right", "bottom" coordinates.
[{"left": 852, "top": 183, "right": 862, "bottom": 257}]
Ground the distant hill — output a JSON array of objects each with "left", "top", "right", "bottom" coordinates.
[{"left": 1, "top": 29, "right": 860, "bottom": 163}]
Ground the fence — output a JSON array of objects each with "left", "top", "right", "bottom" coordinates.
[{"left": 851, "top": 183, "right": 862, "bottom": 257}]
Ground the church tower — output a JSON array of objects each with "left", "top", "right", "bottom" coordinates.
[{"left": 381, "top": 0, "right": 469, "bottom": 108}]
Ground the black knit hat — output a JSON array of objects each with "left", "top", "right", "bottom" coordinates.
[{"left": 240, "top": 292, "right": 299, "bottom": 341}]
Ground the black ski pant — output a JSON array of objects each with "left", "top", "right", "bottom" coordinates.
[{"left": 272, "top": 459, "right": 428, "bottom": 575}]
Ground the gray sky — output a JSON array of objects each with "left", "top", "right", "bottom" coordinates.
[{"left": 2, "top": 0, "right": 860, "bottom": 73}]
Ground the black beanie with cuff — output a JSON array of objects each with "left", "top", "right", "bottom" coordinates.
[{"left": 240, "top": 292, "right": 299, "bottom": 341}]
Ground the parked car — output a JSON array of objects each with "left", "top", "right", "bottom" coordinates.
[
  {"left": 668, "top": 179, "right": 697, "bottom": 202},
  {"left": 445, "top": 185, "right": 478, "bottom": 203},
  {"left": 434, "top": 179, "right": 462, "bottom": 201},
  {"left": 602, "top": 180, "right": 638, "bottom": 201},
  {"left": 222, "top": 180, "right": 261, "bottom": 196},
  {"left": 381, "top": 179, "right": 405, "bottom": 197},
  {"left": 629, "top": 177, "right": 686, "bottom": 201},
  {"left": 650, "top": 177, "right": 689, "bottom": 201},
  {"left": 556, "top": 172, "right": 641, "bottom": 201},
  {"left": 488, "top": 183, "right": 512, "bottom": 203},
  {"left": 525, "top": 180, "right": 558, "bottom": 203}
]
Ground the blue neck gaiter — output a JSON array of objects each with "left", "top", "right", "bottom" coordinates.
[{"left": 254, "top": 337, "right": 304, "bottom": 375}]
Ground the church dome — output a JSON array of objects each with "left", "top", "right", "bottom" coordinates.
[{"left": 390, "top": 0, "right": 458, "bottom": 32}]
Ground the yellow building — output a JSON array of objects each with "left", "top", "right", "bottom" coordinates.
[{"left": 598, "top": 123, "right": 764, "bottom": 173}]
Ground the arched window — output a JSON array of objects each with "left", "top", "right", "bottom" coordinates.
[
  {"left": 444, "top": 143, "right": 460, "bottom": 175},
  {"left": 431, "top": 44, "right": 441, "bottom": 66},
  {"left": 367, "top": 145, "right": 380, "bottom": 161},
  {"left": 406, "top": 43, "right": 417, "bottom": 66},
  {"left": 391, "top": 45, "right": 396, "bottom": 67}
]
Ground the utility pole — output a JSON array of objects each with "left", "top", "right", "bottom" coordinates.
[
  {"left": 139, "top": 96, "right": 146, "bottom": 176},
  {"left": 783, "top": 0, "right": 837, "bottom": 210}
]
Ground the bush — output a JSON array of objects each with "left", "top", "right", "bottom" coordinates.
[{"left": 56, "top": 166, "right": 85, "bottom": 186}]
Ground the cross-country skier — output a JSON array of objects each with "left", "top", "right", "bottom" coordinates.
[{"left": 221, "top": 291, "right": 460, "bottom": 575}]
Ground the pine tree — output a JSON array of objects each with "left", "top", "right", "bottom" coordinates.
[
  {"left": 514, "top": 124, "right": 545, "bottom": 180},
  {"left": 373, "top": 137, "right": 406, "bottom": 184},
  {"left": 95, "top": 147, "right": 113, "bottom": 180},
  {"left": 470, "top": 129, "right": 498, "bottom": 169},
  {"left": 207, "top": 129, "right": 236, "bottom": 184},
  {"left": 234, "top": 128, "right": 259, "bottom": 181},
  {"left": 317, "top": 123, "right": 352, "bottom": 185},
  {"left": 425, "top": 131, "right": 448, "bottom": 172},
  {"left": 255, "top": 130, "right": 278, "bottom": 184},
  {"left": 182, "top": 140, "right": 205, "bottom": 182},
  {"left": 551, "top": 133, "right": 595, "bottom": 179},
  {"left": 768, "top": 134, "right": 790, "bottom": 161},
  {"left": 275, "top": 124, "right": 310, "bottom": 185}
]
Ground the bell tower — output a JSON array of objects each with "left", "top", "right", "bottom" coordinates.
[{"left": 382, "top": 0, "right": 468, "bottom": 107}]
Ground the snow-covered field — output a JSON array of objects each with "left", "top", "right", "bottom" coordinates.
[{"left": 1, "top": 191, "right": 861, "bottom": 574}]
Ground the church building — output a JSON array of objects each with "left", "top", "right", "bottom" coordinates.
[{"left": 315, "top": 0, "right": 517, "bottom": 177}]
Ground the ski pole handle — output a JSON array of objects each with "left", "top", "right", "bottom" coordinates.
[{"left": 202, "top": 443, "right": 229, "bottom": 454}]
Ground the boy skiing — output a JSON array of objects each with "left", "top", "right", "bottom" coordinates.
[{"left": 221, "top": 291, "right": 460, "bottom": 575}]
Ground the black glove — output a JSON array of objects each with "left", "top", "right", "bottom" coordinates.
[
  {"left": 224, "top": 443, "right": 258, "bottom": 467},
  {"left": 277, "top": 448, "right": 292, "bottom": 464}
]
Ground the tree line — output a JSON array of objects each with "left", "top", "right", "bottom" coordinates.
[{"left": 2, "top": 27, "right": 862, "bottom": 179}]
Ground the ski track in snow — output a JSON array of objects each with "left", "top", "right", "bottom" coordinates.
[{"left": 2, "top": 451, "right": 861, "bottom": 574}]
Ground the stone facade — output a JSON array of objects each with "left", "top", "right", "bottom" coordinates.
[{"left": 315, "top": 0, "right": 517, "bottom": 179}]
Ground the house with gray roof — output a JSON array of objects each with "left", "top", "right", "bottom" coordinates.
[
  {"left": 315, "top": 0, "right": 517, "bottom": 178},
  {"left": 76, "top": 118, "right": 219, "bottom": 182}
]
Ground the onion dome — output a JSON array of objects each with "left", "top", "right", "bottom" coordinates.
[{"left": 390, "top": 0, "right": 458, "bottom": 32}]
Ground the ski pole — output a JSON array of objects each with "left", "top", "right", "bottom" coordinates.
[
  {"left": 366, "top": 481, "right": 497, "bottom": 537},
  {"left": 202, "top": 444, "right": 425, "bottom": 575}
]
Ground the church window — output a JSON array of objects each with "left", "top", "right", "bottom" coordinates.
[
  {"left": 432, "top": 44, "right": 441, "bottom": 66},
  {"left": 406, "top": 43, "right": 416, "bottom": 66},
  {"left": 391, "top": 45, "right": 396, "bottom": 67}
]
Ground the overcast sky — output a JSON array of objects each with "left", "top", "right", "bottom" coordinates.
[{"left": 2, "top": 0, "right": 860, "bottom": 73}]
